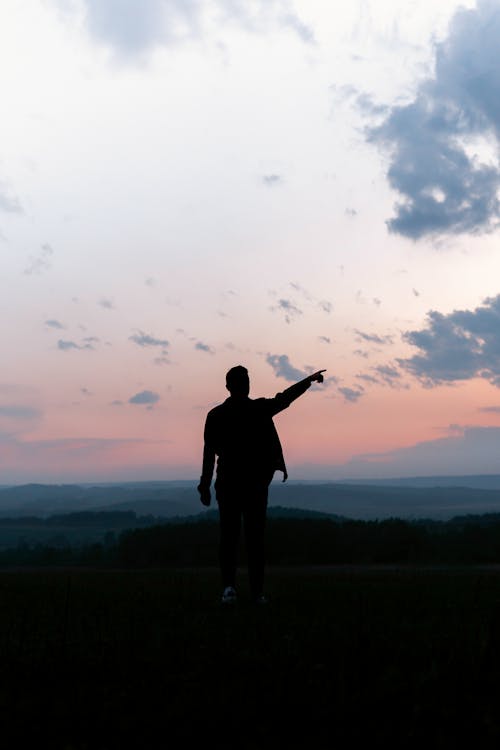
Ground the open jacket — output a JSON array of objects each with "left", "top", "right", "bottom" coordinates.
[{"left": 200, "top": 379, "right": 311, "bottom": 489}]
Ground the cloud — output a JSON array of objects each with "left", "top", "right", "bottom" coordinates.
[
  {"left": 0, "top": 181, "right": 23, "bottom": 214},
  {"left": 318, "top": 336, "right": 331, "bottom": 344},
  {"left": 270, "top": 298, "right": 303, "bottom": 324},
  {"left": 338, "top": 386, "right": 364, "bottom": 403},
  {"left": 345, "top": 208, "right": 357, "bottom": 217},
  {"left": 372, "top": 364, "right": 404, "bottom": 388},
  {"left": 398, "top": 294, "right": 500, "bottom": 387},
  {"left": 266, "top": 354, "right": 306, "bottom": 382},
  {"left": 341, "top": 426, "right": 500, "bottom": 479},
  {"left": 355, "top": 330, "right": 394, "bottom": 345},
  {"left": 24, "top": 243, "right": 53, "bottom": 275},
  {"left": 0, "top": 405, "right": 41, "bottom": 420},
  {"left": 356, "top": 373, "right": 379, "bottom": 385},
  {"left": 45, "top": 319, "right": 65, "bottom": 330},
  {"left": 57, "top": 338, "right": 96, "bottom": 351},
  {"left": 154, "top": 351, "right": 170, "bottom": 365},
  {"left": 64, "top": 0, "right": 313, "bottom": 59},
  {"left": 367, "top": 0, "right": 500, "bottom": 239},
  {"left": 478, "top": 405, "right": 500, "bottom": 413},
  {"left": 129, "top": 390, "right": 160, "bottom": 405},
  {"left": 318, "top": 300, "right": 333, "bottom": 314},
  {"left": 99, "top": 297, "right": 115, "bottom": 310},
  {"left": 129, "top": 330, "right": 169, "bottom": 348},
  {"left": 262, "top": 174, "right": 283, "bottom": 187},
  {"left": 195, "top": 341, "right": 215, "bottom": 354},
  {"left": 110, "top": 400, "right": 124, "bottom": 406}
]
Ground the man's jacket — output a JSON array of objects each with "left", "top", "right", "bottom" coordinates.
[{"left": 200, "top": 379, "right": 311, "bottom": 489}]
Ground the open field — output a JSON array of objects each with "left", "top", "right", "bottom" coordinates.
[{"left": 2, "top": 566, "right": 500, "bottom": 748}]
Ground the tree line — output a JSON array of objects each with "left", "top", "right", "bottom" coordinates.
[{"left": 4, "top": 514, "right": 500, "bottom": 566}]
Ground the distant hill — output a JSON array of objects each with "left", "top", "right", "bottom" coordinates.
[
  {"left": 3, "top": 479, "right": 500, "bottom": 520},
  {"left": 340, "top": 474, "right": 500, "bottom": 490}
]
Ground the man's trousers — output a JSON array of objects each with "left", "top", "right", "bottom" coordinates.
[{"left": 215, "top": 482, "right": 269, "bottom": 599}]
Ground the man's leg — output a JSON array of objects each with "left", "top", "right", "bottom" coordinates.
[
  {"left": 217, "top": 494, "right": 241, "bottom": 591},
  {"left": 242, "top": 487, "right": 268, "bottom": 600}
]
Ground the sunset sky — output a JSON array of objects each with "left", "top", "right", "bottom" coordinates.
[{"left": 3, "top": 0, "right": 500, "bottom": 483}]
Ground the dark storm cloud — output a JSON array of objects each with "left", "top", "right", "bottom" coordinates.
[
  {"left": 354, "top": 330, "right": 394, "bottom": 345},
  {"left": 129, "top": 331, "right": 169, "bottom": 348},
  {"left": 398, "top": 294, "right": 500, "bottom": 387},
  {"left": 129, "top": 390, "right": 160, "bottom": 405},
  {"left": 266, "top": 354, "right": 305, "bottom": 382},
  {"left": 68, "top": 0, "right": 313, "bottom": 58},
  {"left": 367, "top": 0, "right": 500, "bottom": 239}
]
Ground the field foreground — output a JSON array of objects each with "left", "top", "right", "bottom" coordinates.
[{"left": 1, "top": 566, "right": 500, "bottom": 748}]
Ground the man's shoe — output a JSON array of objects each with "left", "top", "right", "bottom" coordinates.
[
  {"left": 253, "top": 594, "right": 269, "bottom": 606},
  {"left": 221, "top": 586, "right": 237, "bottom": 604}
]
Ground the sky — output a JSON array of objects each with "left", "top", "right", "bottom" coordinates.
[{"left": 4, "top": 0, "right": 500, "bottom": 483}]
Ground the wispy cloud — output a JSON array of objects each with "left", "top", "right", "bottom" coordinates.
[
  {"left": 270, "top": 298, "right": 303, "bottom": 324},
  {"left": 129, "top": 390, "right": 160, "bottom": 406},
  {"left": 266, "top": 354, "right": 306, "bottom": 381},
  {"left": 0, "top": 180, "right": 23, "bottom": 214},
  {"left": 355, "top": 330, "right": 394, "bottom": 345},
  {"left": 478, "top": 405, "right": 500, "bottom": 414},
  {"left": 129, "top": 330, "right": 169, "bottom": 348},
  {"left": 262, "top": 174, "right": 283, "bottom": 187},
  {"left": 99, "top": 297, "right": 115, "bottom": 310},
  {"left": 195, "top": 341, "right": 215, "bottom": 354},
  {"left": 24, "top": 243, "right": 53, "bottom": 276},
  {"left": 45, "top": 319, "right": 65, "bottom": 330},
  {"left": 338, "top": 386, "right": 365, "bottom": 403},
  {"left": 57, "top": 337, "right": 97, "bottom": 351},
  {"left": 62, "top": 0, "right": 313, "bottom": 59},
  {"left": 0, "top": 405, "right": 41, "bottom": 420}
]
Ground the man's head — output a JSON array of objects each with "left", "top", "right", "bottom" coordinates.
[{"left": 226, "top": 365, "right": 250, "bottom": 397}]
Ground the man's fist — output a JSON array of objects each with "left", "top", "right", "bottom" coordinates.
[{"left": 197, "top": 483, "right": 211, "bottom": 507}]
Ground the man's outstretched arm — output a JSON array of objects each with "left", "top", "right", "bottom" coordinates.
[{"left": 270, "top": 370, "right": 326, "bottom": 415}]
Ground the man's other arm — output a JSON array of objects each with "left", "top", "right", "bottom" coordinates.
[
  {"left": 198, "top": 412, "right": 216, "bottom": 506},
  {"left": 269, "top": 370, "right": 326, "bottom": 416}
]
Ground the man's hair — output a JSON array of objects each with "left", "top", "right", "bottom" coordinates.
[{"left": 225, "top": 365, "right": 249, "bottom": 390}]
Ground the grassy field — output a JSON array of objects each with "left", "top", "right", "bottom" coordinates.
[{"left": 1, "top": 566, "right": 500, "bottom": 748}]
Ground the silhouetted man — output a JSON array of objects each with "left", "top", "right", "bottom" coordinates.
[{"left": 198, "top": 365, "right": 326, "bottom": 604}]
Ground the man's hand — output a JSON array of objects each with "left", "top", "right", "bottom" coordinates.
[
  {"left": 197, "top": 483, "right": 211, "bottom": 507},
  {"left": 308, "top": 369, "right": 326, "bottom": 384}
]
